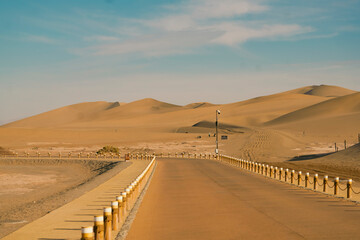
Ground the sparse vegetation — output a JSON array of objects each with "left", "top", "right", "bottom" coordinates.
[{"left": 96, "top": 145, "right": 120, "bottom": 155}]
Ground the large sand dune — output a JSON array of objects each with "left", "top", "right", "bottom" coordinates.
[
  {"left": 266, "top": 92, "right": 360, "bottom": 126},
  {"left": 287, "top": 84, "right": 357, "bottom": 97}
]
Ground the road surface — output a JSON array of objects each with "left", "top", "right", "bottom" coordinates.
[{"left": 126, "top": 158, "right": 360, "bottom": 240}]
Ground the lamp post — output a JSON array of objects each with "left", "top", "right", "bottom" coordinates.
[{"left": 215, "top": 110, "right": 221, "bottom": 155}]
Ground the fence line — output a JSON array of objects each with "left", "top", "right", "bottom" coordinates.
[{"left": 80, "top": 155, "right": 156, "bottom": 240}]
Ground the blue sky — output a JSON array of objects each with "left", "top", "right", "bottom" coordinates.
[{"left": 1, "top": 0, "right": 360, "bottom": 124}]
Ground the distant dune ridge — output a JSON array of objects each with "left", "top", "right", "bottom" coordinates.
[
  {"left": 266, "top": 92, "right": 360, "bottom": 125},
  {"left": 285, "top": 84, "right": 357, "bottom": 97},
  {"left": 2, "top": 85, "right": 358, "bottom": 131}
]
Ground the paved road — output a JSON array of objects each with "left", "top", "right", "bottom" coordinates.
[{"left": 126, "top": 158, "right": 360, "bottom": 240}]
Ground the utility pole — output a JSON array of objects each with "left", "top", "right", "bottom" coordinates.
[{"left": 215, "top": 110, "right": 221, "bottom": 155}]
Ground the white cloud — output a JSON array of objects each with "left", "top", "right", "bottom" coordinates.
[
  {"left": 185, "top": 0, "right": 268, "bottom": 19},
  {"left": 211, "top": 23, "right": 313, "bottom": 45},
  {"left": 79, "top": 0, "right": 313, "bottom": 57},
  {"left": 91, "top": 30, "right": 223, "bottom": 56}
]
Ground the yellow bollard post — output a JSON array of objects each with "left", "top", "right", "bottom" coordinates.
[
  {"left": 347, "top": 179, "right": 352, "bottom": 198},
  {"left": 81, "top": 226, "right": 94, "bottom": 240},
  {"left": 94, "top": 215, "right": 104, "bottom": 240},
  {"left": 116, "top": 196, "right": 124, "bottom": 225},
  {"left": 285, "top": 169, "right": 289, "bottom": 182},
  {"left": 265, "top": 165, "right": 269, "bottom": 176},
  {"left": 175, "top": 152, "right": 178, "bottom": 158},
  {"left": 323, "top": 175, "right": 328, "bottom": 192},
  {"left": 305, "top": 172, "right": 309, "bottom": 188},
  {"left": 334, "top": 177, "right": 339, "bottom": 195},
  {"left": 111, "top": 201, "right": 119, "bottom": 231},
  {"left": 269, "top": 166, "right": 273, "bottom": 178},
  {"left": 103, "top": 207, "right": 112, "bottom": 240},
  {"left": 274, "top": 167, "right": 277, "bottom": 179},
  {"left": 314, "top": 174, "right": 318, "bottom": 190},
  {"left": 121, "top": 192, "right": 127, "bottom": 216},
  {"left": 298, "top": 171, "right": 302, "bottom": 186},
  {"left": 279, "top": 168, "right": 283, "bottom": 181},
  {"left": 126, "top": 188, "right": 131, "bottom": 211},
  {"left": 291, "top": 170, "right": 295, "bottom": 184}
]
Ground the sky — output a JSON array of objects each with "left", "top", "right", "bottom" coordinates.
[{"left": 1, "top": 0, "right": 360, "bottom": 124}]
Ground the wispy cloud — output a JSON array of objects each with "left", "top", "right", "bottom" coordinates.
[
  {"left": 78, "top": 0, "right": 313, "bottom": 57},
  {"left": 24, "top": 34, "right": 59, "bottom": 44}
]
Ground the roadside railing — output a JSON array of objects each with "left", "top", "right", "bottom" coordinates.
[
  {"left": 216, "top": 154, "right": 360, "bottom": 200},
  {"left": 80, "top": 155, "right": 156, "bottom": 240}
]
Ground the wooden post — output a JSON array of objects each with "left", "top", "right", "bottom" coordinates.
[
  {"left": 344, "top": 140, "right": 347, "bottom": 149},
  {"left": 347, "top": 179, "right": 352, "bottom": 198},
  {"left": 334, "top": 143, "right": 337, "bottom": 152},
  {"left": 126, "top": 188, "right": 131, "bottom": 211},
  {"left": 334, "top": 177, "right": 339, "bottom": 195},
  {"left": 323, "top": 175, "right": 328, "bottom": 192},
  {"left": 111, "top": 201, "right": 119, "bottom": 231},
  {"left": 274, "top": 167, "right": 278, "bottom": 179},
  {"left": 265, "top": 165, "right": 269, "bottom": 176},
  {"left": 121, "top": 192, "right": 127, "bottom": 215},
  {"left": 103, "top": 207, "right": 112, "bottom": 240},
  {"left": 94, "top": 215, "right": 104, "bottom": 240},
  {"left": 314, "top": 174, "right": 318, "bottom": 190},
  {"left": 116, "top": 196, "right": 124, "bottom": 225},
  {"left": 81, "top": 226, "right": 94, "bottom": 240}
]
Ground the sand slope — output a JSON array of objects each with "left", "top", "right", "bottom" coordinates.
[
  {"left": 2, "top": 85, "right": 340, "bottom": 130},
  {"left": 285, "top": 84, "right": 357, "bottom": 97},
  {"left": 266, "top": 92, "right": 360, "bottom": 125},
  {"left": 3, "top": 101, "right": 117, "bottom": 128}
]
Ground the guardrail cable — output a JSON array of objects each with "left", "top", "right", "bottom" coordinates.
[
  {"left": 350, "top": 186, "right": 360, "bottom": 195},
  {"left": 308, "top": 179, "right": 314, "bottom": 184},
  {"left": 327, "top": 182, "right": 335, "bottom": 188},
  {"left": 338, "top": 184, "right": 347, "bottom": 191}
]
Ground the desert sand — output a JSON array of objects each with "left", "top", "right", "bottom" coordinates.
[{"left": 1, "top": 84, "right": 360, "bottom": 238}]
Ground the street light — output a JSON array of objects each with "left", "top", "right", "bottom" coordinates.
[{"left": 215, "top": 109, "right": 221, "bottom": 155}]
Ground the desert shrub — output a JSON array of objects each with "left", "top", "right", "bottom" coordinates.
[{"left": 96, "top": 145, "right": 120, "bottom": 155}]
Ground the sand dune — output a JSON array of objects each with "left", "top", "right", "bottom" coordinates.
[
  {"left": 177, "top": 120, "right": 249, "bottom": 134},
  {"left": 2, "top": 86, "right": 335, "bottom": 130},
  {"left": 3, "top": 101, "right": 116, "bottom": 128},
  {"left": 285, "top": 84, "right": 357, "bottom": 97},
  {"left": 184, "top": 102, "right": 216, "bottom": 109},
  {"left": 266, "top": 92, "right": 360, "bottom": 126},
  {"left": 306, "top": 143, "right": 360, "bottom": 166},
  {"left": 97, "top": 98, "right": 182, "bottom": 119},
  {"left": 1, "top": 85, "right": 359, "bottom": 161}
]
